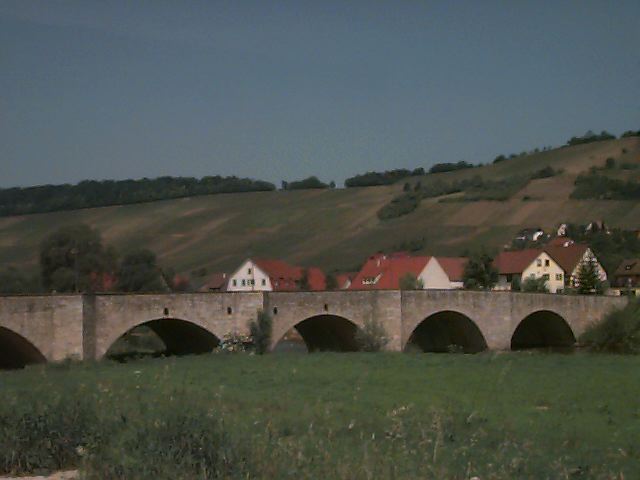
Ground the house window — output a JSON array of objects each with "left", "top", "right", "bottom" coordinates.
[
  {"left": 273, "top": 307, "right": 278, "bottom": 315},
  {"left": 536, "top": 259, "right": 542, "bottom": 267},
  {"left": 241, "top": 279, "right": 246, "bottom": 286},
  {"left": 248, "top": 268, "right": 252, "bottom": 274},
  {"left": 506, "top": 274, "right": 513, "bottom": 282},
  {"left": 543, "top": 274, "right": 550, "bottom": 280},
  {"left": 227, "top": 307, "right": 232, "bottom": 315},
  {"left": 261, "top": 279, "right": 266, "bottom": 286},
  {"left": 545, "top": 259, "right": 550, "bottom": 267},
  {"left": 556, "top": 273, "right": 563, "bottom": 281},
  {"left": 232, "top": 279, "right": 237, "bottom": 286}
]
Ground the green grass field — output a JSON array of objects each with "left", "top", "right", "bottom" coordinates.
[
  {"left": 1, "top": 137, "right": 639, "bottom": 278},
  {"left": 2, "top": 353, "right": 639, "bottom": 478}
]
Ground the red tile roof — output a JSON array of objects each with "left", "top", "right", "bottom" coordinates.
[
  {"left": 349, "top": 253, "right": 430, "bottom": 290},
  {"left": 493, "top": 249, "right": 542, "bottom": 274},
  {"left": 547, "top": 237, "right": 575, "bottom": 247},
  {"left": 435, "top": 257, "right": 468, "bottom": 281},
  {"left": 198, "top": 273, "right": 227, "bottom": 292},
  {"left": 253, "top": 259, "right": 325, "bottom": 291},
  {"left": 544, "top": 244, "right": 589, "bottom": 274}
]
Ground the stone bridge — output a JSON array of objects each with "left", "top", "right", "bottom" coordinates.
[{"left": 0, "top": 290, "right": 627, "bottom": 368}]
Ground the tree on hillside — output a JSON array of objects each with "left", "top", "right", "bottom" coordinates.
[
  {"left": 576, "top": 255, "right": 603, "bottom": 294},
  {"left": 399, "top": 273, "right": 424, "bottom": 290},
  {"left": 40, "top": 224, "right": 117, "bottom": 293},
  {"left": 463, "top": 253, "right": 498, "bottom": 290},
  {"left": 117, "top": 249, "right": 168, "bottom": 292}
]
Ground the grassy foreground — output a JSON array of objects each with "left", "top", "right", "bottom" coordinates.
[{"left": 1, "top": 353, "right": 640, "bottom": 479}]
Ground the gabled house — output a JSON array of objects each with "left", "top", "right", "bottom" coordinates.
[
  {"left": 226, "top": 258, "right": 325, "bottom": 292},
  {"left": 494, "top": 249, "right": 565, "bottom": 293},
  {"left": 545, "top": 242, "right": 607, "bottom": 288},
  {"left": 612, "top": 259, "right": 640, "bottom": 295},
  {"left": 493, "top": 241, "right": 607, "bottom": 293},
  {"left": 435, "top": 257, "right": 467, "bottom": 289},
  {"left": 348, "top": 252, "right": 467, "bottom": 290}
]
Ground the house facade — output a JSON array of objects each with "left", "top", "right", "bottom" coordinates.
[
  {"left": 226, "top": 258, "right": 326, "bottom": 292},
  {"left": 494, "top": 240, "right": 607, "bottom": 293},
  {"left": 612, "top": 259, "right": 640, "bottom": 296},
  {"left": 494, "top": 249, "right": 565, "bottom": 293}
]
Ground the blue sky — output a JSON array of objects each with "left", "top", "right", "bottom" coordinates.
[{"left": 1, "top": 1, "right": 639, "bottom": 187}]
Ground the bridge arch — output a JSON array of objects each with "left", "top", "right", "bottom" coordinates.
[
  {"left": 405, "top": 310, "right": 487, "bottom": 353},
  {"left": 511, "top": 310, "right": 576, "bottom": 350},
  {"left": 104, "top": 317, "right": 221, "bottom": 360},
  {"left": 0, "top": 326, "right": 47, "bottom": 369},
  {"left": 273, "top": 314, "right": 359, "bottom": 352}
]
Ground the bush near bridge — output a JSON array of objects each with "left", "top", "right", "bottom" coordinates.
[
  {"left": 580, "top": 301, "right": 640, "bottom": 353},
  {"left": 2, "top": 354, "right": 640, "bottom": 479}
]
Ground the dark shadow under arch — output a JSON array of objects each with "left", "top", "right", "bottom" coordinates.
[
  {"left": 106, "top": 318, "right": 220, "bottom": 360},
  {"left": 511, "top": 310, "right": 576, "bottom": 351},
  {"left": 0, "top": 327, "right": 46, "bottom": 369},
  {"left": 274, "top": 315, "right": 358, "bottom": 353},
  {"left": 405, "top": 311, "right": 487, "bottom": 353}
]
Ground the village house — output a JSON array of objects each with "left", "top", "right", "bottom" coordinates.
[
  {"left": 612, "top": 259, "right": 640, "bottom": 296},
  {"left": 494, "top": 249, "right": 565, "bottom": 293},
  {"left": 225, "top": 258, "right": 325, "bottom": 292},
  {"left": 348, "top": 252, "right": 466, "bottom": 290},
  {"left": 493, "top": 239, "right": 607, "bottom": 293},
  {"left": 544, "top": 240, "right": 607, "bottom": 288}
]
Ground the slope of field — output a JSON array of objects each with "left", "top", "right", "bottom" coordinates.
[{"left": 0, "top": 137, "right": 638, "bottom": 277}]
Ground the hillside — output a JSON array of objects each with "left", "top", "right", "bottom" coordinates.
[{"left": 1, "top": 137, "right": 639, "bottom": 278}]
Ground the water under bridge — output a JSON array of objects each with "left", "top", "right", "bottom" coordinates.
[{"left": 0, "top": 290, "right": 627, "bottom": 368}]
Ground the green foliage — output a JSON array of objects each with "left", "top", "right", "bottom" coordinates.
[
  {"left": 521, "top": 276, "right": 549, "bottom": 293},
  {"left": 566, "top": 130, "right": 616, "bottom": 146},
  {"left": 39, "top": 224, "right": 117, "bottom": 293},
  {"left": 463, "top": 253, "right": 498, "bottom": 290},
  {"left": 3, "top": 355, "right": 640, "bottom": 478},
  {"left": 0, "top": 267, "right": 40, "bottom": 294},
  {"left": 493, "top": 154, "right": 507, "bottom": 164},
  {"left": 576, "top": 255, "right": 603, "bottom": 294},
  {"left": 285, "top": 176, "right": 329, "bottom": 190},
  {"left": 325, "top": 273, "right": 338, "bottom": 290},
  {"left": 571, "top": 173, "right": 640, "bottom": 200},
  {"left": 399, "top": 272, "right": 423, "bottom": 290},
  {"left": 116, "top": 249, "right": 167, "bottom": 292},
  {"left": 298, "top": 268, "right": 310, "bottom": 290},
  {"left": 428, "top": 161, "right": 475, "bottom": 174},
  {"left": 377, "top": 192, "right": 420, "bottom": 220},
  {"left": 345, "top": 168, "right": 415, "bottom": 187},
  {"left": 249, "top": 309, "right": 273, "bottom": 355},
  {"left": 0, "top": 176, "right": 276, "bottom": 217},
  {"left": 510, "top": 275, "right": 521, "bottom": 292},
  {"left": 621, "top": 129, "right": 640, "bottom": 138},
  {"left": 580, "top": 301, "right": 640, "bottom": 353},
  {"left": 354, "top": 319, "right": 389, "bottom": 351},
  {"left": 531, "top": 166, "right": 561, "bottom": 179}
]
